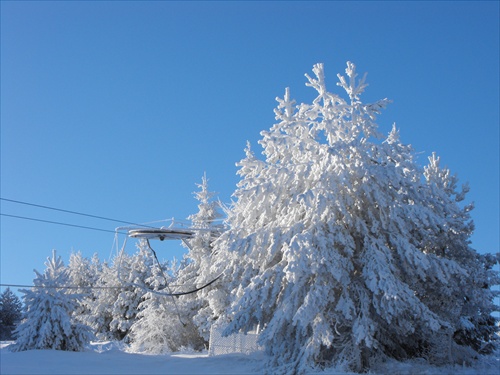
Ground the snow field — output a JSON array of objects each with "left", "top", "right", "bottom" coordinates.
[{"left": 1, "top": 342, "right": 498, "bottom": 375}]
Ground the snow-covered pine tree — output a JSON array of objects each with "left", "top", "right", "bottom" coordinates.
[
  {"left": 68, "top": 251, "right": 101, "bottom": 323},
  {"left": 68, "top": 251, "right": 100, "bottom": 294},
  {"left": 108, "top": 248, "right": 148, "bottom": 341},
  {"left": 128, "top": 259, "right": 200, "bottom": 353},
  {"left": 421, "top": 153, "right": 500, "bottom": 358},
  {"left": 11, "top": 250, "right": 93, "bottom": 352},
  {"left": 186, "top": 173, "right": 224, "bottom": 274},
  {"left": 112, "top": 243, "right": 154, "bottom": 341},
  {"left": 178, "top": 173, "right": 224, "bottom": 343},
  {"left": 83, "top": 259, "right": 118, "bottom": 340},
  {"left": 84, "top": 243, "right": 155, "bottom": 342},
  {"left": 209, "top": 63, "right": 499, "bottom": 373},
  {"left": 129, "top": 175, "right": 223, "bottom": 353},
  {"left": 0, "top": 287, "right": 23, "bottom": 340}
]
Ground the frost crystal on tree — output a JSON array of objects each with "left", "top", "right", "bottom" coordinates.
[
  {"left": 11, "top": 250, "right": 93, "bottom": 352},
  {"left": 209, "top": 63, "right": 499, "bottom": 373}
]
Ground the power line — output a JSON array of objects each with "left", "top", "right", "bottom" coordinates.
[
  {"left": 0, "top": 283, "right": 124, "bottom": 290},
  {"left": 0, "top": 213, "right": 126, "bottom": 234},
  {"left": 0, "top": 282, "right": 203, "bottom": 290},
  {"left": 0, "top": 197, "right": 154, "bottom": 228}
]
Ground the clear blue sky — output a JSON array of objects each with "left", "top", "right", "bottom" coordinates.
[{"left": 1, "top": 1, "right": 499, "bottom": 294}]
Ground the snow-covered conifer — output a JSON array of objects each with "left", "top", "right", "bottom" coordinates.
[
  {"left": 84, "top": 243, "right": 157, "bottom": 342},
  {"left": 11, "top": 250, "right": 93, "bottom": 352},
  {"left": 129, "top": 175, "right": 224, "bottom": 353},
  {"left": 209, "top": 63, "right": 498, "bottom": 373},
  {"left": 187, "top": 173, "right": 224, "bottom": 265},
  {"left": 68, "top": 251, "right": 100, "bottom": 322},
  {"left": 99, "top": 243, "right": 155, "bottom": 341},
  {"left": 68, "top": 251, "right": 100, "bottom": 293},
  {"left": 108, "top": 245, "right": 152, "bottom": 341},
  {"left": 128, "top": 259, "right": 203, "bottom": 353},
  {"left": 83, "top": 259, "right": 119, "bottom": 340},
  {"left": 0, "top": 288, "right": 23, "bottom": 340},
  {"left": 175, "top": 174, "right": 224, "bottom": 343}
]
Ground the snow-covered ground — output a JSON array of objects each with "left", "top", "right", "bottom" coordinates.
[
  {"left": 0, "top": 341, "right": 264, "bottom": 375},
  {"left": 1, "top": 341, "right": 498, "bottom": 375}
]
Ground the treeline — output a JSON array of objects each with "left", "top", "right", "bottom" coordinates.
[{"left": 6, "top": 63, "right": 500, "bottom": 374}]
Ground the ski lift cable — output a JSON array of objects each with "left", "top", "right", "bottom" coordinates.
[
  {"left": 0, "top": 213, "right": 127, "bottom": 235},
  {"left": 0, "top": 198, "right": 158, "bottom": 229},
  {"left": 0, "top": 283, "right": 207, "bottom": 290}
]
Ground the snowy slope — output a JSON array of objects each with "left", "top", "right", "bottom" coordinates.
[{"left": 1, "top": 342, "right": 498, "bottom": 375}]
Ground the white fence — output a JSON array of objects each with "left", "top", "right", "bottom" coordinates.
[{"left": 208, "top": 323, "right": 262, "bottom": 356}]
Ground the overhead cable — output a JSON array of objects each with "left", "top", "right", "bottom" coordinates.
[
  {"left": 0, "top": 213, "right": 125, "bottom": 234},
  {"left": 0, "top": 283, "right": 200, "bottom": 290},
  {"left": 0, "top": 197, "right": 154, "bottom": 228},
  {"left": 0, "top": 283, "right": 125, "bottom": 289}
]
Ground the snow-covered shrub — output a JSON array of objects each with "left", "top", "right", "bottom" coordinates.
[
  {"left": 207, "top": 63, "right": 499, "bottom": 373},
  {"left": 11, "top": 250, "right": 93, "bottom": 352}
]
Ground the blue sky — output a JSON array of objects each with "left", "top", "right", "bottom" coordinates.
[{"left": 1, "top": 1, "right": 499, "bottom": 293}]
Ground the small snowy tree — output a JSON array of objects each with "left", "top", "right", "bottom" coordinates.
[
  {"left": 130, "top": 175, "right": 222, "bottom": 354},
  {"left": 186, "top": 173, "right": 224, "bottom": 271},
  {"left": 83, "top": 259, "right": 118, "bottom": 340},
  {"left": 129, "top": 175, "right": 223, "bottom": 353},
  {"left": 209, "top": 63, "right": 499, "bottom": 373},
  {"left": 0, "top": 288, "right": 22, "bottom": 340},
  {"left": 128, "top": 259, "right": 201, "bottom": 353},
  {"left": 86, "top": 244, "right": 154, "bottom": 342},
  {"left": 178, "top": 174, "right": 224, "bottom": 343},
  {"left": 108, "top": 243, "right": 155, "bottom": 342},
  {"left": 68, "top": 251, "right": 100, "bottom": 293},
  {"left": 68, "top": 251, "right": 101, "bottom": 323},
  {"left": 11, "top": 250, "right": 93, "bottom": 352}
]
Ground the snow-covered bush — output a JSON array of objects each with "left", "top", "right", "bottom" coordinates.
[
  {"left": 11, "top": 250, "right": 93, "bottom": 352},
  {"left": 207, "top": 63, "right": 499, "bottom": 373}
]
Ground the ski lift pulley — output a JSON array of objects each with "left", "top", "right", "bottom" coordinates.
[{"left": 128, "top": 227, "right": 194, "bottom": 241}]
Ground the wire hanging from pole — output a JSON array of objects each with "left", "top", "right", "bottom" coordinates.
[
  {"left": 145, "top": 238, "right": 186, "bottom": 327},
  {"left": 115, "top": 227, "right": 223, "bottom": 296}
]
